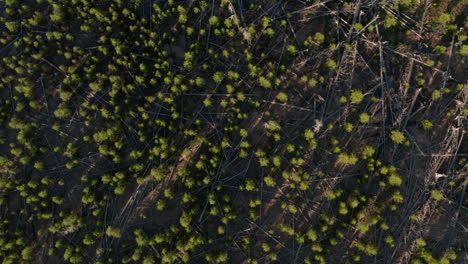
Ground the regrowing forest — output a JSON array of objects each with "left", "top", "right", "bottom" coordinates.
[{"left": 0, "top": 0, "right": 467, "bottom": 263}]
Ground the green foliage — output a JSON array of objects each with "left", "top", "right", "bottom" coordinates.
[
  {"left": 33, "top": 161, "right": 45, "bottom": 171},
  {"left": 244, "top": 178, "right": 256, "bottom": 191},
  {"left": 21, "top": 246, "right": 34, "bottom": 261},
  {"left": 390, "top": 130, "right": 406, "bottom": 144},
  {"left": 178, "top": 13, "right": 188, "bottom": 24},
  {"left": 261, "top": 242, "right": 271, "bottom": 252},
  {"left": 209, "top": 16, "right": 220, "bottom": 26},
  {"left": 356, "top": 241, "right": 378, "bottom": 255},
  {"left": 212, "top": 72, "right": 224, "bottom": 83},
  {"left": 421, "top": 120, "right": 433, "bottom": 130},
  {"left": 287, "top": 45, "right": 297, "bottom": 54},
  {"left": 384, "top": 235, "right": 395, "bottom": 247},
  {"left": 400, "top": 0, "right": 414, "bottom": 8},
  {"left": 437, "top": 13, "right": 452, "bottom": 25},
  {"left": 311, "top": 243, "right": 323, "bottom": 253},
  {"left": 343, "top": 122, "right": 353, "bottom": 132},
  {"left": 388, "top": 173, "right": 402, "bottom": 186},
  {"left": 261, "top": 16, "right": 270, "bottom": 28},
  {"left": 0, "top": 2, "right": 462, "bottom": 264},
  {"left": 276, "top": 92, "right": 288, "bottom": 102},
  {"left": 161, "top": 250, "right": 178, "bottom": 263},
  {"left": 50, "top": 4, "right": 65, "bottom": 22},
  {"left": 325, "top": 58, "right": 337, "bottom": 70},
  {"left": 143, "top": 256, "right": 155, "bottom": 264},
  {"left": 337, "top": 153, "right": 358, "bottom": 165},
  {"left": 359, "top": 112, "right": 370, "bottom": 123},
  {"left": 305, "top": 229, "right": 318, "bottom": 241},
  {"left": 263, "top": 27, "right": 275, "bottom": 37},
  {"left": 259, "top": 76, "right": 272, "bottom": 88},
  {"left": 5, "top": 21, "right": 20, "bottom": 32},
  {"left": 180, "top": 211, "right": 192, "bottom": 229},
  {"left": 272, "top": 155, "right": 281, "bottom": 167},
  {"left": 391, "top": 190, "right": 404, "bottom": 203},
  {"left": 431, "top": 90, "right": 441, "bottom": 100},
  {"left": 267, "top": 120, "right": 281, "bottom": 132},
  {"left": 459, "top": 45, "right": 468, "bottom": 56},
  {"left": 303, "top": 129, "right": 317, "bottom": 150},
  {"left": 308, "top": 78, "right": 317, "bottom": 88},
  {"left": 83, "top": 234, "right": 94, "bottom": 245},
  {"left": 314, "top": 32, "right": 325, "bottom": 44},
  {"left": 416, "top": 238, "right": 426, "bottom": 247},
  {"left": 350, "top": 89, "right": 364, "bottom": 104},
  {"left": 304, "top": 129, "right": 315, "bottom": 141},
  {"left": 156, "top": 199, "right": 166, "bottom": 211},
  {"left": 106, "top": 226, "right": 121, "bottom": 238},
  {"left": 203, "top": 97, "right": 212, "bottom": 107},
  {"left": 264, "top": 176, "right": 276, "bottom": 187},
  {"left": 434, "top": 45, "right": 447, "bottom": 54},
  {"left": 54, "top": 103, "right": 72, "bottom": 119},
  {"left": 446, "top": 248, "right": 457, "bottom": 260},
  {"left": 431, "top": 189, "right": 443, "bottom": 200},
  {"left": 361, "top": 145, "right": 375, "bottom": 159},
  {"left": 5, "top": 0, "right": 19, "bottom": 6},
  {"left": 384, "top": 15, "right": 398, "bottom": 28},
  {"left": 339, "top": 96, "right": 347, "bottom": 104},
  {"left": 353, "top": 23, "right": 363, "bottom": 31},
  {"left": 150, "top": 166, "right": 167, "bottom": 181}
]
